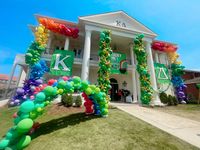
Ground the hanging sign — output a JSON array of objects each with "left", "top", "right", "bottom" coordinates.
[
  {"left": 111, "top": 52, "right": 128, "bottom": 74},
  {"left": 154, "top": 63, "right": 170, "bottom": 84},
  {"left": 50, "top": 50, "right": 74, "bottom": 76}
]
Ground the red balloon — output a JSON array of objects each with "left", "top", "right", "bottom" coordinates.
[{"left": 12, "top": 112, "right": 18, "bottom": 118}]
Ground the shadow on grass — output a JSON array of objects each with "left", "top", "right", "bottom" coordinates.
[{"left": 31, "top": 112, "right": 99, "bottom": 140}]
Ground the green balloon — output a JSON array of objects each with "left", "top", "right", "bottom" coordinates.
[
  {"left": 35, "top": 92, "right": 46, "bottom": 102},
  {"left": 29, "top": 111, "right": 38, "bottom": 120},
  {"left": 20, "top": 101, "right": 34, "bottom": 113},
  {"left": 81, "top": 80, "right": 88, "bottom": 90},
  {"left": 43, "top": 86, "right": 54, "bottom": 96},
  {"left": 16, "top": 118, "right": 33, "bottom": 133},
  {"left": 89, "top": 85, "right": 96, "bottom": 91},
  {"left": 85, "top": 87, "right": 92, "bottom": 95},
  {"left": 6, "top": 131, "right": 13, "bottom": 140},
  {"left": 17, "top": 135, "right": 31, "bottom": 149},
  {"left": 95, "top": 87, "right": 100, "bottom": 94},
  {"left": 73, "top": 76, "right": 81, "bottom": 83},
  {"left": 14, "top": 117, "right": 21, "bottom": 125},
  {"left": 5, "top": 146, "right": 13, "bottom": 150},
  {"left": 0, "top": 139, "right": 9, "bottom": 149},
  {"left": 101, "top": 108, "right": 108, "bottom": 116},
  {"left": 20, "top": 113, "right": 30, "bottom": 119},
  {"left": 58, "top": 80, "right": 66, "bottom": 89}
]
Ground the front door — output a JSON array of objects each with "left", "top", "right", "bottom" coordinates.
[{"left": 110, "top": 78, "right": 119, "bottom": 101}]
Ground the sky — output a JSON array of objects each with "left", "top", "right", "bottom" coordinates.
[{"left": 0, "top": 0, "right": 200, "bottom": 76}]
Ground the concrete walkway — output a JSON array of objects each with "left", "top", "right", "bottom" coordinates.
[
  {"left": 111, "top": 102, "right": 200, "bottom": 148},
  {"left": 0, "top": 99, "right": 8, "bottom": 107}
]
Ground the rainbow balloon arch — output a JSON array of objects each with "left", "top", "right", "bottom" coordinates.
[{"left": 0, "top": 18, "right": 112, "bottom": 149}]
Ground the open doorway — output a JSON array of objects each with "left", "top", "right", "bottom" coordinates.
[{"left": 110, "top": 78, "right": 119, "bottom": 101}]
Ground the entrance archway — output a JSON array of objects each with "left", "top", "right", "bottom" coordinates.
[{"left": 110, "top": 78, "right": 119, "bottom": 101}]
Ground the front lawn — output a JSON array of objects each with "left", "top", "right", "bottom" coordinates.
[
  {"left": 0, "top": 104, "right": 199, "bottom": 150},
  {"left": 154, "top": 104, "right": 200, "bottom": 122}
]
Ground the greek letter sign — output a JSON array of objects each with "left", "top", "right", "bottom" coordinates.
[
  {"left": 111, "top": 52, "right": 128, "bottom": 74},
  {"left": 154, "top": 63, "right": 170, "bottom": 84},
  {"left": 50, "top": 50, "right": 74, "bottom": 76}
]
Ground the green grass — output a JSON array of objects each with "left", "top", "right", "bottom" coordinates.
[
  {"left": 0, "top": 105, "right": 199, "bottom": 150},
  {"left": 154, "top": 104, "right": 200, "bottom": 122}
]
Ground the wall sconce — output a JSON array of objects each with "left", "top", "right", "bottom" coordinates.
[{"left": 122, "top": 81, "right": 127, "bottom": 88}]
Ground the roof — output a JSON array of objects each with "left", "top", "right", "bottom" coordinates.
[
  {"left": 184, "top": 69, "right": 200, "bottom": 73},
  {"left": 184, "top": 77, "right": 200, "bottom": 84},
  {"left": 0, "top": 74, "right": 17, "bottom": 81},
  {"left": 79, "top": 11, "right": 157, "bottom": 37}
]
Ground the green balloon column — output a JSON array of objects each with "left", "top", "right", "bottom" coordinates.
[
  {"left": 97, "top": 30, "right": 112, "bottom": 114},
  {"left": 98, "top": 30, "right": 112, "bottom": 95},
  {"left": 133, "top": 34, "right": 153, "bottom": 105}
]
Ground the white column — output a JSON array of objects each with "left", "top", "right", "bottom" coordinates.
[
  {"left": 129, "top": 43, "right": 138, "bottom": 103},
  {"left": 81, "top": 29, "right": 91, "bottom": 81},
  {"left": 146, "top": 41, "right": 162, "bottom": 106},
  {"left": 46, "top": 32, "right": 52, "bottom": 54},
  {"left": 16, "top": 65, "right": 23, "bottom": 87},
  {"left": 155, "top": 52, "right": 159, "bottom": 63},
  {"left": 136, "top": 70, "right": 141, "bottom": 104},
  {"left": 4, "top": 63, "right": 17, "bottom": 98},
  {"left": 64, "top": 37, "right": 69, "bottom": 50}
]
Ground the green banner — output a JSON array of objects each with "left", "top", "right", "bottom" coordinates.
[
  {"left": 196, "top": 84, "right": 200, "bottom": 89},
  {"left": 154, "top": 63, "right": 170, "bottom": 84},
  {"left": 50, "top": 50, "right": 74, "bottom": 76},
  {"left": 111, "top": 52, "right": 128, "bottom": 74}
]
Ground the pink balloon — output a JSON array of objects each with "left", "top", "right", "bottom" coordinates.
[
  {"left": 30, "top": 95, "right": 35, "bottom": 100},
  {"left": 62, "top": 76, "right": 69, "bottom": 81}
]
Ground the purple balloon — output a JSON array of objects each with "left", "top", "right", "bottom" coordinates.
[
  {"left": 16, "top": 88, "right": 24, "bottom": 95},
  {"left": 9, "top": 101, "right": 14, "bottom": 106},
  {"left": 35, "top": 79, "right": 43, "bottom": 85},
  {"left": 14, "top": 99, "right": 20, "bottom": 103},
  {"left": 30, "top": 86, "right": 36, "bottom": 92}
]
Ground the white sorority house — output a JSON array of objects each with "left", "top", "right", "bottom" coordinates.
[{"left": 6, "top": 11, "right": 175, "bottom": 105}]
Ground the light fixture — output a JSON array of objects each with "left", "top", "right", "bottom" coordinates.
[{"left": 122, "top": 81, "right": 127, "bottom": 88}]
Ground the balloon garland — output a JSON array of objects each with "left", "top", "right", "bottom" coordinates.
[
  {"left": 151, "top": 41, "right": 178, "bottom": 52},
  {"left": 151, "top": 42, "right": 187, "bottom": 103},
  {"left": 97, "top": 30, "right": 112, "bottom": 96},
  {"left": 38, "top": 18, "right": 79, "bottom": 39},
  {"left": 10, "top": 24, "right": 49, "bottom": 106},
  {"left": 170, "top": 63, "right": 187, "bottom": 102},
  {"left": 1, "top": 19, "right": 111, "bottom": 148},
  {"left": 10, "top": 60, "right": 49, "bottom": 106},
  {"left": 133, "top": 34, "right": 153, "bottom": 105},
  {"left": 25, "top": 25, "right": 49, "bottom": 66},
  {"left": 0, "top": 76, "right": 109, "bottom": 149}
]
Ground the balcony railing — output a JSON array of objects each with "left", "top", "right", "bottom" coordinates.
[{"left": 42, "top": 48, "right": 132, "bottom": 66}]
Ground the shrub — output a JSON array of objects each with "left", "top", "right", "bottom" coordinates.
[
  {"left": 61, "top": 94, "right": 68, "bottom": 105},
  {"left": 159, "top": 92, "right": 168, "bottom": 104},
  {"left": 187, "top": 93, "right": 198, "bottom": 104},
  {"left": 172, "top": 96, "right": 178, "bottom": 106},
  {"left": 62, "top": 94, "right": 73, "bottom": 107},
  {"left": 167, "top": 95, "right": 174, "bottom": 106},
  {"left": 75, "top": 95, "right": 82, "bottom": 107}
]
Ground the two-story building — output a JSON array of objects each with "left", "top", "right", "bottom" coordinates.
[{"left": 5, "top": 11, "right": 175, "bottom": 105}]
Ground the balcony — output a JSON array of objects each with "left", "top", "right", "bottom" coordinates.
[{"left": 15, "top": 48, "right": 133, "bottom": 70}]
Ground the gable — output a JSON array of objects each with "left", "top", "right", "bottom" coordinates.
[{"left": 79, "top": 11, "right": 157, "bottom": 37}]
